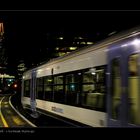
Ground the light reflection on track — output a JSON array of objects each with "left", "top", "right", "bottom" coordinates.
[{"left": 0, "top": 94, "right": 35, "bottom": 127}]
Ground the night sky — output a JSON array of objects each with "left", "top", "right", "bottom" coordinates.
[{"left": 1, "top": 10, "right": 140, "bottom": 74}]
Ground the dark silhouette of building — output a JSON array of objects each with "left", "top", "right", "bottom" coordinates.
[{"left": 0, "top": 23, "right": 8, "bottom": 73}]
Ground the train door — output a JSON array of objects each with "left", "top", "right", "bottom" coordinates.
[
  {"left": 107, "top": 37, "right": 140, "bottom": 127},
  {"left": 127, "top": 53, "right": 140, "bottom": 127},
  {"left": 126, "top": 40, "right": 140, "bottom": 127},
  {"left": 30, "top": 69, "right": 38, "bottom": 118},
  {"left": 107, "top": 42, "right": 128, "bottom": 127}
]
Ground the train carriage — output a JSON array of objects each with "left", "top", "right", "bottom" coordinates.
[{"left": 21, "top": 26, "right": 140, "bottom": 127}]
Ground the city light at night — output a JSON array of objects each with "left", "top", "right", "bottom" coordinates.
[{"left": 1, "top": 10, "right": 140, "bottom": 130}]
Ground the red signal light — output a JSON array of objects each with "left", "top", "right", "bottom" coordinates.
[{"left": 14, "top": 84, "right": 17, "bottom": 88}]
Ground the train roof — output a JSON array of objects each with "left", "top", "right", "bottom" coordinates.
[{"left": 25, "top": 25, "right": 140, "bottom": 73}]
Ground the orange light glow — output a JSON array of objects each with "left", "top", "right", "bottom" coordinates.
[
  {"left": 14, "top": 84, "right": 17, "bottom": 88},
  {"left": 0, "top": 23, "right": 4, "bottom": 36}
]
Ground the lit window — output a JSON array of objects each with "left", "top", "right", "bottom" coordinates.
[
  {"left": 87, "top": 42, "right": 94, "bottom": 45},
  {"left": 69, "top": 47, "right": 77, "bottom": 50},
  {"left": 58, "top": 37, "right": 63, "bottom": 40}
]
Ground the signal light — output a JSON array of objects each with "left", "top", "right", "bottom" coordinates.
[{"left": 14, "top": 84, "right": 17, "bottom": 88}]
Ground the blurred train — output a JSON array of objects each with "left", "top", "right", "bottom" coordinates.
[{"left": 21, "top": 26, "right": 140, "bottom": 127}]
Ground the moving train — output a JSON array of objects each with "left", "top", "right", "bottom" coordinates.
[{"left": 21, "top": 26, "right": 140, "bottom": 127}]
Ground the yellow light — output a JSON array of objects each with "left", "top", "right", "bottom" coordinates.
[
  {"left": 59, "top": 52, "right": 66, "bottom": 56},
  {"left": 58, "top": 37, "right": 63, "bottom": 40},
  {"left": 87, "top": 42, "right": 94, "bottom": 45},
  {"left": 69, "top": 47, "right": 77, "bottom": 50},
  {"left": 55, "top": 47, "right": 59, "bottom": 50},
  {"left": 0, "top": 74, "right": 15, "bottom": 78},
  {"left": 78, "top": 37, "right": 83, "bottom": 39},
  {"left": 80, "top": 42, "right": 86, "bottom": 44}
]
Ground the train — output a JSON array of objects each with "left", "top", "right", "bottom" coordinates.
[{"left": 21, "top": 26, "right": 140, "bottom": 127}]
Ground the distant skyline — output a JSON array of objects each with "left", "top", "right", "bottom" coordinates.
[{"left": 1, "top": 10, "right": 140, "bottom": 73}]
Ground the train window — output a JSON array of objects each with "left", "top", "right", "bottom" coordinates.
[
  {"left": 44, "top": 76, "right": 53, "bottom": 101},
  {"left": 128, "top": 54, "right": 140, "bottom": 125},
  {"left": 36, "top": 77, "right": 44, "bottom": 100},
  {"left": 54, "top": 75, "right": 63, "bottom": 84},
  {"left": 54, "top": 75, "right": 65, "bottom": 103},
  {"left": 81, "top": 66, "right": 106, "bottom": 111},
  {"left": 65, "top": 73, "right": 81, "bottom": 105},
  {"left": 83, "top": 70, "right": 96, "bottom": 83},
  {"left": 66, "top": 74, "right": 75, "bottom": 83},
  {"left": 24, "top": 80, "right": 30, "bottom": 97},
  {"left": 111, "top": 59, "right": 121, "bottom": 120}
]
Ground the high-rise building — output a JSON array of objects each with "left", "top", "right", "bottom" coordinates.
[
  {"left": 53, "top": 36, "right": 94, "bottom": 57},
  {"left": 17, "top": 60, "right": 27, "bottom": 79},
  {"left": 0, "top": 22, "right": 15, "bottom": 93},
  {"left": 0, "top": 22, "right": 8, "bottom": 74}
]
